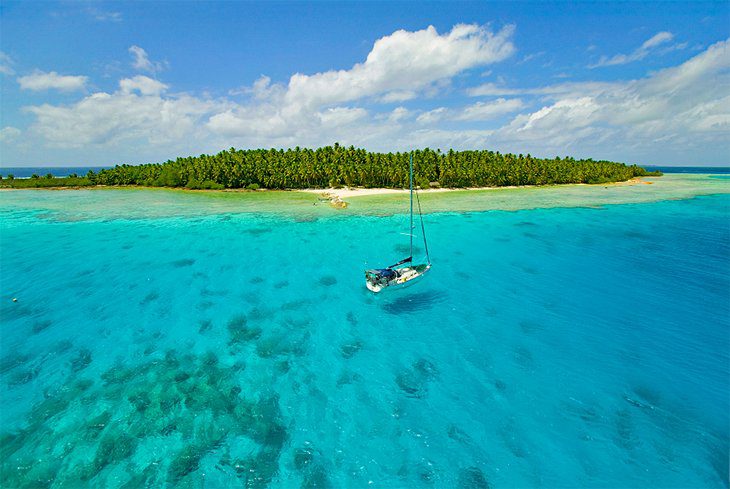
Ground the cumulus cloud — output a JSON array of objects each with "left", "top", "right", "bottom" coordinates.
[
  {"left": 205, "top": 23, "right": 515, "bottom": 141},
  {"left": 283, "top": 24, "right": 514, "bottom": 112},
  {"left": 318, "top": 107, "right": 368, "bottom": 127},
  {"left": 590, "top": 31, "right": 676, "bottom": 68},
  {"left": 497, "top": 39, "right": 730, "bottom": 155},
  {"left": 119, "top": 75, "right": 168, "bottom": 96},
  {"left": 129, "top": 45, "right": 165, "bottom": 74},
  {"left": 25, "top": 87, "right": 223, "bottom": 148},
  {"left": 12, "top": 27, "right": 729, "bottom": 167},
  {"left": 17, "top": 70, "right": 88, "bottom": 91}
]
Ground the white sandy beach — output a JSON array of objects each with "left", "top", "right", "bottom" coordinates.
[{"left": 299, "top": 178, "right": 649, "bottom": 201}]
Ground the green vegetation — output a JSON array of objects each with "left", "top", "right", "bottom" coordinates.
[
  {"left": 1, "top": 176, "right": 94, "bottom": 188},
  {"left": 0, "top": 144, "right": 661, "bottom": 190}
]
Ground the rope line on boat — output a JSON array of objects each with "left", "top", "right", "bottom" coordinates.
[{"left": 415, "top": 187, "right": 430, "bottom": 264}]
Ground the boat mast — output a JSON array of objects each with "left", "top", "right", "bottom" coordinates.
[{"left": 409, "top": 151, "right": 414, "bottom": 261}]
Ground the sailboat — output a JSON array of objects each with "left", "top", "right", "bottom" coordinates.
[{"left": 365, "top": 152, "right": 432, "bottom": 293}]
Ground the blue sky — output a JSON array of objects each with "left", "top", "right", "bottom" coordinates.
[{"left": 0, "top": 1, "right": 728, "bottom": 167}]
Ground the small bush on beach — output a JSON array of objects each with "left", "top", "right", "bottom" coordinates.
[
  {"left": 185, "top": 178, "right": 202, "bottom": 189},
  {"left": 245, "top": 183, "right": 260, "bottom": 191},
  {"left": 417, "top": 176, "right": 430, "bottom": 189},
  {"left": 201, "top": 180, "right": 224, "bottom": 190}
]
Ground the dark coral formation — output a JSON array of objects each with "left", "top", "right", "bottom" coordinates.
[
  {"left": 0, "top": 349, "right": 290, "bottom": 487},
  {"left": 70, "top": 347, "right": 92, "bottom": 372},
  {"left": 395, "top": 358, "right": 439, "bottom": 399},
  {"left": 458, "top": 466, "right": 491, "bottom": 489}
]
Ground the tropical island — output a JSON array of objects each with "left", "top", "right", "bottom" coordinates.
[{"left": 0, "top": 144, "right": 660, "bottom": 191}]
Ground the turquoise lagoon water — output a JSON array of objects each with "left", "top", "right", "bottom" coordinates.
[{"left": 0, "top": 188, "right": 729, "bottom": 488}]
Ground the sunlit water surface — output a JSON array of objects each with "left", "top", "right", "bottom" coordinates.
[{"left": 1, "top": 184, "right": 728, "bottom": 488}]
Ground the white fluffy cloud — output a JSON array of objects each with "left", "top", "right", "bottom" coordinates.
[
  {"left": 9, "top": 28, "right": 729, "bottom": 166},
  {"left": 318, "top": 107, "right": 368, "bottom": 127},
  {"left": 25, "top": 88, "right": 222, "bottom": 148},
  {"left": 590, "top": 31, "right": 675, "bottom": 68},
  {"left": 283, "top": 24, "right": 514, "bottom": 111},
  {"left": 17, "top": 70, "right": 88, "bottom": 91},
  {"left": 119, "top": 75, "right": 168, "bottom": 96},
  {"left": 497, "top": 39, "right": 730, "bottom": 157},
  {"left": 206, "top": 23, "right": 515, "bottom": 141}
]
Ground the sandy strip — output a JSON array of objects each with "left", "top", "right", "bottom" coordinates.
[
  {"left": 298, "top": 178, "right": 645, "bottom": 200},
  {"left": 299, "top": 187, "right": 452, "bottom": 199}
]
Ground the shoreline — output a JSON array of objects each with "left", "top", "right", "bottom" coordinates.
[
  {"left": 0, "top": 177, "right": 649, "bottom": 197},
  {"left": 297, "top": 177, "right": 650, "bottom": 201},
  {"left": 0, "top": 174, "right": 727, "bottom": 221},
  {"left": 0, "top": 179, "right": 651, "bottom": 211}
]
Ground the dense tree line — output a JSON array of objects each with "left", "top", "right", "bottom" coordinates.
[
  {"left": 0, "top": 174, "right": 94, "bottom": 188},
  {"left": 3, "top": 144, "right": 660, "bottom": 190}
]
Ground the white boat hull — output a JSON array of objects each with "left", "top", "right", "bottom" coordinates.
[{"left": 365, "top": 264, "right": 431, "bottom": 293}]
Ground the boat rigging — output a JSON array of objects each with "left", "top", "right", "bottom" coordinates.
[{"left": 365, "top": 152, "right": 431, "bottom": 292}]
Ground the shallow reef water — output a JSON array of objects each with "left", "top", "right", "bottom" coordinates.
[{"left": 0, "top": 188, "right": 729, "bottom": 487}]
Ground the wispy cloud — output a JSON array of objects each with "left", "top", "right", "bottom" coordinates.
[
  {"left": 86, "top": 7, "right": 122, "bottom": 23},
  {"left": 0, "top": 126, "right": 21, "bottom": 143},
  {"left": 518, "top": 51, "right": 545, "bottom": 64},
  {"left": 415, "top": 99, "right": 525, "bottom": 124},
  {"left": 456, "top": 98, "right": 525, "bottom": 121},
  {"left": 0, "top": 52, "right": 15, "bottom": 75},
  {"left": 416, "top": 107, "right": 447, "bottom": 124},
  {"left": 589, "top": 31, "right": 675, "bottom": 68},
  {"left": 129, "top": 46, "right": 166, "bottom": 74},
  {"left": 467, "top": 82, "right": 523, "bottom": 97},
  {"left": 17, "top": 70, "right": 88, "bottom": 91}
]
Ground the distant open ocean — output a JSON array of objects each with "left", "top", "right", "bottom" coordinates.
[
  {"left": 646, "top": 166, "right": 730, "bottom": 174},
  {"left": 0, "top": 167, "right": 111, "bottom": 178},
  {"left": 0, "top": 175, "right": 728, "bottom": 487}
]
